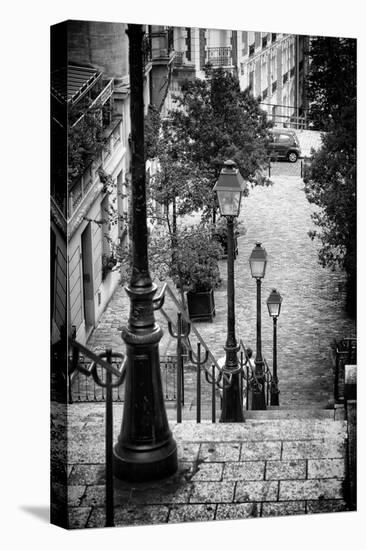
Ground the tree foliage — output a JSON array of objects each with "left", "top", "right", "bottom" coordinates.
[
  {"left": 144, "top": 69, "right": 271, "bottom": 309},
  {"left": 163, "top": 68, "right": 271, "bottom": 219},
  {"left": 68, "top": 101, "right": 108, "bottom": 183},
  {"left": 305, "top": 36, "right": 356, "bottom": 316},
  {"left": 306, "top": 37, "right": 356, "bottom": 131}
]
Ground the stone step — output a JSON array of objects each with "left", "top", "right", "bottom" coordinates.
[
  {"left": 172, "top": 419, "right": 348, "bottom": 444},
  {"left": 243, "top": 407, "right": 344, "bottom": 420},
  {"left": 165, "top": 403, "right": 345, "bottom": 422}
]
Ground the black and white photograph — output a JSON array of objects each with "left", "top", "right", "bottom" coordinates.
[
  {"left": 3, "top": 1, "right": 362, "bottom": 547},
  {"left": 50, "top": 16, "right": 357, "bottom": 530}
]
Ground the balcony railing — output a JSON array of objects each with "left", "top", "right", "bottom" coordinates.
[
  {"left": 71, "top": 79, "right": 114, "bottom": 129},
  {"left": 206, "top": 46, "right": 233, "bottom": 67},
  {"left": 173, "top": 51, "right": 184, "bottom": 66}
]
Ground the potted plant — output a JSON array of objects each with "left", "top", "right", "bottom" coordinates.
[
  {"left": 102, "top": 252, "right": 117, "bottom": 280},
  {"left": 171, "top": 226, "right": 223, "bottom": 322}
]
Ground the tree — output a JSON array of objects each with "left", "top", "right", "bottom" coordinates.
[
  {"left": 306, "top": 37, "right": 356, "bottom": 131},
  {"left": 165, "top": 68, "right": 271, "bottom": 220},
  {"left": 304, "top": 36, "right": 356, "bottom": 317}
]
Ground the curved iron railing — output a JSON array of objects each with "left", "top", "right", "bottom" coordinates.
[{"left": 68, "top": 337, "right": 126, "bottom": 527}]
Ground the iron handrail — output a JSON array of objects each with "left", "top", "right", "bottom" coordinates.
[{"left": 68, "top": 337, "right": 126, "bottom": 527}]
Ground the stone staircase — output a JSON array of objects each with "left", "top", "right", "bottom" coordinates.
[{"left": 66, "top": 403, "right": 352, "bottom": 527}]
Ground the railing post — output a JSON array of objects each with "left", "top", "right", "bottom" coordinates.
[
  {"left": 168, "top": 312, "right": 191, "bottom": 423},
  {"left": 212, "top": 364, "right": 216, "bottom": 423},
  {"left": 196, "top": 344, "right": 201, "bottom": 423},
  {"left": 189, "top": 343, "right": 209, "bottom": 423},
  {"left": 105, "top": 348, "right": 114, "bottom": 527}
]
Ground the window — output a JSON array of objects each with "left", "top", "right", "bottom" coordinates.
[
  {"left": 249, "top": 43, "right": 255, "bottom": 56},
  {"left": 277, "top": 134, "right": 291, "bottom": 143},
  {"left": 271, "top": 33, "right": 277, "bottom": 43},
  {"left": 241, "top": 31, "right": 247, "bottom": 55},
  {"left": 185, "top": 27, "right": 191, "bottom": 61},
  {"left": 283, "top": 71, "right": 288, "bottom": 84},
  {"left": 262, "top": 34, "right": 268, "bottom": 49},
  {"left": 249, "top": 70, "right": 254, "bottom": 91}
]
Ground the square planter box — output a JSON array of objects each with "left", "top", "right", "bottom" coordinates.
[{"left": 187, "top": 288, "right": 216, "bottom": 322}]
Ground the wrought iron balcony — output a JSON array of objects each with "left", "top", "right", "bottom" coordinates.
[
  {"left": 173, "top": 51, "right": 184, "bottom": 66},
  {"left": 206, "top": 46, "right": 233, "bottom": 67}
]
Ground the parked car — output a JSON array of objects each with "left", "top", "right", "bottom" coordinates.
[{"left": 267, "top": 128, "right": 302, "bottom": 162}]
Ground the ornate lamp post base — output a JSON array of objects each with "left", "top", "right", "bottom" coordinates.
[
  {"left": 113, "top": 286, "right": 178, "bottom": 482},
  {"left": 113, "top": 439, "right": 178, "bottom": 482}
]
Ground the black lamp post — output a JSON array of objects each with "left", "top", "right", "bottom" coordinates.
[
  {"left": 113, "top": 25, "right": 178, "bottom": 481},
  {"left": 267, "top": 288, "right": 282, "bottom": 406},
  {"left": 213, "top": 160, "right": 246, "bottom": 422},
  {"left": 249, "top": 242, "right": 268, "bottom": 410}
]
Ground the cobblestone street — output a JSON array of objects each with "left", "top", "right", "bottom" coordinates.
[{"left": 86, "top": 134, "right": 355, "bottom": 410}]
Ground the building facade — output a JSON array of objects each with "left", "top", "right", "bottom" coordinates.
[
  {"left": 168, "top": 28, "right": 309, "bottom": 128},
  {"left": 51, "top": 21, "right": 176, "bottom": 345}
]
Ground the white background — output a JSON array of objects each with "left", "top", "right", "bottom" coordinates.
[{"left": 1, "top": 1, "right": 364, "bottom": 548}]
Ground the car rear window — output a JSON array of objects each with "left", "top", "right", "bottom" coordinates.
[{"left": 277, "top": 134, "right": 291, "bottom": 142}]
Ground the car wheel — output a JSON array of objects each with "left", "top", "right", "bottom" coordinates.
[{"left": 287, "top": 151, "right": 298, "bottom": 163}]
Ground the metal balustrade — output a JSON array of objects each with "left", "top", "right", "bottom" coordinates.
[
  {"left": 206, "top": 46, "right": 233, "bottom": 67},
  {"left": 69, "top": 284, "right": 275, "bottom": 416},
  {"left": 68, "top": 337, "right": 126, "bottom": 527}
]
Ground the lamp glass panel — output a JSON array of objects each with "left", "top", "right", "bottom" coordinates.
[
  {"left": 250, "top": 259, "right": 266, "bottom": 278},
  {"left": 217, "top": 190, "right": 241, "bottom": 216},
  {"left": 268, "top": 301, "right": 280, "bottom": 317}
]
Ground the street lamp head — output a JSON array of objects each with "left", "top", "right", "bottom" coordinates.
[
  {"left": 213, "top": 160, "right": 247, "bottom": 217},
  {"left": 267, "top": 288, "right": 282, "bottom": 317},
  {"left": 249, "top": 242, "right": 268, "bottom": 279}
]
